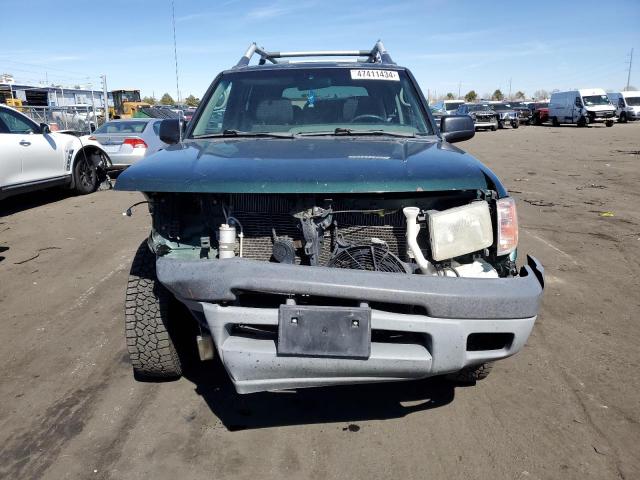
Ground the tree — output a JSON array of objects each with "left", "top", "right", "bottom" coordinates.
[
  {"left": 160, "top": 93, "right": 175, "bottom": 105},
  {"left": 492, "top": 89, "right": 504, "bottom": 101},
  {"left": 445, "top": 92, "right": 455, "bottom": 100},
  {"left": 623, "top": 85, "right": 637, "bottom": 91},
  {"left": 184, "top": 94, "right": 200, "bottom": 107},
  {"left": 465, "top": 90, "right": 477, "bottom": 102},
  {"left": 142, "top": 96, "right": 157, "bottom": 105},
  {"left": 514, "top": 90, "right": 525, "bottom": 100},
  {"left": 533, "top": 89, "right": 549, "bottom": 100}
]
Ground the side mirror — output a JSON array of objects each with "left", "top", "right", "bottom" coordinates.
[
  {"left": 40, "top": 123, "right": 50, "bottom": 134},
  {"left": 575, "top": 98, "right": 583, "bottom": 108},
  {"left": 440, "top": 115, "right": 475, "bottom": 143},
  {"left": 159, "top": 119, "right": 181, "bottom": 144}
]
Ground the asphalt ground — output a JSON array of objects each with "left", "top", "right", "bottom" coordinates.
[{"left": 1, "top": 122, "right": 639, "bottom": 479}]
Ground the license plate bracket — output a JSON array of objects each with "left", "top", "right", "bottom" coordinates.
[{"left": 277, "top": 305, "right": 371, "bottom": 359}]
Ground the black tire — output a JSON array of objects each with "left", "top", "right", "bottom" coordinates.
[
  {"left": 73, "top": 154, "right": 99, "bottom": 195},
  {"left": 619, "top": 112, "right": 627, "bottom": 123},
  {"left": 497, "top": 120, "right": 504, "bottom": 129},
  {"left": 446, "top": 362, "right": 494, "bottom": 383},
  {"left": 552, "top": 116, "right": 560, "bottom": 127},
  {"left": 490, "top": 125, "right": 497, "bottom": 131},
  {"left": 605, "top": 120, "right": 614, "bottom": 127},
  {"left": 512, "top": 121, "right": 519, "bottom": 129},
  {"left": 577, "top": 116, "right": 588, "bottom": 128},
  {"left": 125, "top": 241, "right": 183, "bottom": 379}
]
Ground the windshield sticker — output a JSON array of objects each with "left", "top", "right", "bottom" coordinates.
[{"left": 350, "top": 70, "right": 400, "bottom": 81}]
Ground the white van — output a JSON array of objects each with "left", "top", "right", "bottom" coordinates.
[
  {"left": 431, "top": 100, "right": 465, "bottom": 115},
  {"left": 549, "top": 88, "right": 616, "bottom": 127},
  {"left": 607, "top": 91, "right": 640, "bottom": 122}
]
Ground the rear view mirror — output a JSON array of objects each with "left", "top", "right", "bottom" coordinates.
[
  {"left": 575, "top": 97, "right": 583, "bottom": 107},
  {"left": 159, "top": 119, "right": 181, "bottom": 144},
  {"left": 40, "top": 123, "right": 50, "bottom": 134},
  {"left": 440, "top": 115, "right": 475, "bottom": 143}
]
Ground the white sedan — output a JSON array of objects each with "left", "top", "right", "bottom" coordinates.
[{"left": 0, "top": 105, "right": 111, "bottom": 200}]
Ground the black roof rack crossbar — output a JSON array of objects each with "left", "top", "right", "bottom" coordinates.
[{"left": 234, "top": 40, "right": 394, "bottom": 68}]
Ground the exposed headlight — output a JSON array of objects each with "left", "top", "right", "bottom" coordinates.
[
  {"left": 496, "top": 197, "right": 518, "bottom": 256},
  {"left": 428, "top": 201, "right": 493, "bottom": 261}
]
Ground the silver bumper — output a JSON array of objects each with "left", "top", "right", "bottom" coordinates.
[{"left": 201, "top": 303, "right": 536, "bottom": 393}]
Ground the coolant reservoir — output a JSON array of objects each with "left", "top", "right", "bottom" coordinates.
[{"left": 218, "top": 224, "right": 236, "bottom": 259}]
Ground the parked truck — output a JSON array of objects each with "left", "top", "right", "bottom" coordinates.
[{"left": 607, "top": 91, "right": 640, "bottom": 122}]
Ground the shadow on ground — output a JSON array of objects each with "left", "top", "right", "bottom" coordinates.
[
  {"left": 0, "top": 189, "right": 76, "bottom": 217},
  {"left": 183, "top": 359, "right": 457, "bottom": 431}
]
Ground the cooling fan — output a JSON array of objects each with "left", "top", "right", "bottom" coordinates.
[{"left": 327, "top": 244, "right": 410, "bottom": 273}]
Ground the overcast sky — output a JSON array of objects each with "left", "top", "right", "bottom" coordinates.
[{"left": 1, "top": 0, "right": 638, "bottom": 100}]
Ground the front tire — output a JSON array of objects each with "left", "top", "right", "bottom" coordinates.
[
  {"left": 125, "top": 241, "right": 183, "bottom": 379},
  {"left": 577, "top": 116, "right": 588, "bottom": 128},
  {"left": 73, "top": 155, "right": 99, "bottom": 194},
  {"left": 552, "top": 116, "right": 560, "bottom": 127},
  {"left": 446, "top": 362, "right": 494, "bottom": 383},
  {"left": 605, "top": 120, "right": 614, "bottom": 127},
  {"left": 511, "top": 120, "right": 519, "bottom": 129},
  {"left": 619, "top": 112, "right": 627, "bottom": 123}
]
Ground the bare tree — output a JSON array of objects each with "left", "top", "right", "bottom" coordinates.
[
  {"left": 514, "top": 91, "right": 525, "bottom": 100},
  {"left": 533, "top": 89, "right": 549, "bottom": 100}
]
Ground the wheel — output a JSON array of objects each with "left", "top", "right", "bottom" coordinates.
[
  {"left": 605, "top": 120, "right": 614, "bottom": 127},
  {"left": 619, "top": 112, "right": 627, "bottom": 123},
  {"left": 497, "top": 120, "right": 504, "bottom": 129},
  {"left": 512, "top": 120, "right": 519, "bottom": 129},
  {"left": 73, "top": 154, "right": 99, "bottom": 194},
  {"left": 125, "top": 241, "right": 184, "bottom": 379},
  {"left": 490, "top": 125, "right": 497, "bottom": 131},
  {"left": 552, "top": 116, "right": 560, "bottom": 127},
  {"left": 577, "top": 116, "right": 588, "bottom": 128},
  {"left": 446, "top": 362, "right": 494, "bottom": 383}
]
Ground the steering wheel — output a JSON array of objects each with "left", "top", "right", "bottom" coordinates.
[{"left": 350, "top": 114, "right": 386, "bottom": 123}]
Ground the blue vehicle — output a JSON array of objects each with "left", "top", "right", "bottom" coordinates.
[{"left": 116, "top": 42, "right": 544, "bottom": 395}]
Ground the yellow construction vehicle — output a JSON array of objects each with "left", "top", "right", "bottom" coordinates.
[
  {"left": 5, "top": 97, "right": 23, "bottom": 109},
  {"left": 109, "top": 89, "right": 150, "bottom": 118}
]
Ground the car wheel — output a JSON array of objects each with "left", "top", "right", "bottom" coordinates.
[
  {"left": 577, "top": 116, "right": 588, "bottom": 128},
  {"left": 619, "top": 113, "right": 627, "bottom": 123},
  {"left": 533, "top": 114, "right": 541, "bottom": 126},
  {"left": 490, "top": 125, "right": 497, "bottom": 131},
  {"left": 552, "top": 116, "right": 560, "bottom": 127},
  {"left": 497, "top": 120, "right": 504, "bottom": 129},
  {"left": 446, "top": 362, "right": 493, "bottom": 383},
  {"left": 605, "top": 120, "right": 614, "bottom": 127},
  {"left": 511, "top": 120, "right": 519, "bottom": 129},
  {"left": 125, "top": 241, "right": 185, "bottom": 380},
  {"left": 73, "top": 154, "right": 99, "bottom": 194}
]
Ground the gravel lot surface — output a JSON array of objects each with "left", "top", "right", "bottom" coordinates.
[{"left": 1, "top": 123, "right": 639, "bottom": 479}]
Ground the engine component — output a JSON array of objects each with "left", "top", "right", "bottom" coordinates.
[
  {"left": 272, "top": 238, "right": 296, "bottom": 264},
  {"left": 328, "top": 244, "right": 410, "bottom": 273},
  {"left": 218, "top": 224, "right": 236, "bottom": 259},
  {"left": 297, "top": 206, "right": 333, "bottom": 266},
  {"left": 402, "top": 207, "right": 437, "bottom": 275}
]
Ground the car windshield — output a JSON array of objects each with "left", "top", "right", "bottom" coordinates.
[
  {"left": 625, "top": 96, "right": 640, "bottom": 106},
  {"left": 444, "top": 101, "right": 463, "bottom": 110},
  {"left": 191, "top": 68, "right": 433, "bottom": 137},
  {"left": 94, "top": 121, "right": 149, "bottom": 134},
  {"left": 582, "top": 95, "right": 611, "bottom": 106},
  {"left": 467, "top": 104, "right": 489, "bottom": 112},
  {"left": 491, "top": 104, "right": 511, "bottom": 111}
]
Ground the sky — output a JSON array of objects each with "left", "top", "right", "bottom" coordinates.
[{"left": 0, "top": 0, "right": 638, "bottom": 101}]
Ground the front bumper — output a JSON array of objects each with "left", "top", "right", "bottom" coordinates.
[{"left": 157, "top": 255, "right": 544, "bottom": 393}]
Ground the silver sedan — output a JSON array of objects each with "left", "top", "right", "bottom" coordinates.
[{"left": 89, "top": 119, "right": 167, "bottom": 168}]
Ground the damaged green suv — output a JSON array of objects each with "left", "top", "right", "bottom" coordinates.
[{"left": 116, "top": 42, "right": 544, "bottom": 394}]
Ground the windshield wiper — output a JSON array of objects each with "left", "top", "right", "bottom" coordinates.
[
  {"left": 299, "top": 128, "right": 416, "bottom": 138},
  {"left": 193, "top": 129, "right": 294, "bottom": 139}
]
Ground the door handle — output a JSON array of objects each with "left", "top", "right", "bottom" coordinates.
[{"left": 19, "top": 140, "right": 31, "bottom": 146}]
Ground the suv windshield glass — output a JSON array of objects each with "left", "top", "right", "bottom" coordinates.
[
  {"left": 444, "top": 101, "right": 463, "bottom": 110},
  {"left": 467, "top": 104, "right": 489, "bottom": 112},
  {"left": 191, "top": 68, "right": 432, "bottom": 137},
  {"left": 582, "top": 95, "right": 611, "bottom": 106}
]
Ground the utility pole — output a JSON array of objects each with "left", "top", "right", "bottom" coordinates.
[
  {"left": 508, "top": 78, "right": 512, "bottom": 100},
  {"left": 101, "top": 74, "right": 109, "bottom": 122},
  {"left": 171, "top": 0, "right": 180, "bottom": 103},
  {"left": 626, "top": 48, "right": 634, "bottom": 91},
  {"left": 458, "top": 81, "right": 461, "bottom": 99}
]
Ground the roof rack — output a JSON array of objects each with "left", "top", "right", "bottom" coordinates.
[{"left": 234, "top": 40, "right": 394, "bottom": 68}]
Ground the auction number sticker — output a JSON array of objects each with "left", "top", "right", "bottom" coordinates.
[{"left": 350, "top": 69, "right": 400, "bottom": 81}]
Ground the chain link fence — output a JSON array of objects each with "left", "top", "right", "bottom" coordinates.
[{"left": 18, "top": 106, "right": 105, "bottom": 134}]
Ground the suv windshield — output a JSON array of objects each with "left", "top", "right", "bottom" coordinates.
[
  {"left": 444, "top": 101, "right": 463, "bottom": 110},
  {"left": 467, "top": 104, "right": 490, "bottom": 112},
  {"left": 191, "top": 68, "right": 433, "bottom": 137},
  {"left": 582, "top": 95, "right": 611, "bottom": 106},
  {"left": 491, "top": 104, "right": 512, "bottom": 111}
]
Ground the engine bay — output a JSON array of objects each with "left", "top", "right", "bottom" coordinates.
[{"left": 146, "top": 191, "right": 517, "bottom": 278}]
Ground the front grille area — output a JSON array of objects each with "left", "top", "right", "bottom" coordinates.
[{"left": 226, "top": 194, "right": 407, "bottom": 265}]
